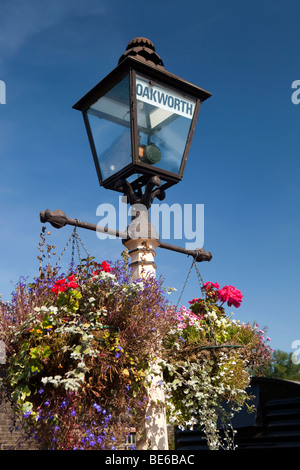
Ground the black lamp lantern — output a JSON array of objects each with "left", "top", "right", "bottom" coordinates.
[{"left": 73, "top": 38, "right": 211, "bottom": 204}]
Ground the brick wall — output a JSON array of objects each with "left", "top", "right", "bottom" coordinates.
[{"left": 0, "top": 401, "right": 36, "bottom": 450}]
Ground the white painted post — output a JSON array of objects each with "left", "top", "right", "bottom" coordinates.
[{"left": 123, "top": 207, "right": 168, "bottom": 450}]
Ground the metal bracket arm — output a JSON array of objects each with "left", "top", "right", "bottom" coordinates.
[
  {"left": 40, "top": 209, "right": 212, "bottom": 262},
  {"left": 40, "top": 208, "right": 127, "bottom": 239},
  {"left": 158, "top": 241, "right": 212, "bottom": 262}
]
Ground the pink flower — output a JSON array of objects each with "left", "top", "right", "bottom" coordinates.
[
  {"left": 203, "top": 281, "right": 220, "bottom": 290},
  {"left": 217, "top": 285, "right": 243, "bottom": 308}
]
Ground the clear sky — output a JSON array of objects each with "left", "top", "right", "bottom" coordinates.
[{"left": 0, "top": 0, "right": 299, "bottom": 354}]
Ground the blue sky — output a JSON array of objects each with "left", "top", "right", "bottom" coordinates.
[{"left": 0, "top": 0, "right": 299, "bottom": 354}]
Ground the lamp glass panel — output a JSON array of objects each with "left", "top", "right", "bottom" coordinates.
[
  {"left": 86, "top": 75, "right": 131, "bottom": 181},
  {"left": 136, "top": 75, "right": 196, "bottom": 175}
]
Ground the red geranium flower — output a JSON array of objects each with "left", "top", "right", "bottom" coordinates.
[
  {"left": 51, "top": 279, "right": 67, "bottom": 295},
  {"left": 217, "top": 285, "right": 243, "bottom": 308},
  {"left": 66, "top": 275, "right": 79, "bottom": 289},
  {"left": 92, "top": 261, "right": 112, "bottom": 276},
  {"left": 188, "top": 298, "right": 202, "bottom": 305},
  {"left": 51, "top": 275, "right": 79, "bottom": 295},
  {"left": 99, "top": 261, "right": 112, "bottom": 272},
  {"left": 203, "top": 281, "right": 220, "bottom": 290}
]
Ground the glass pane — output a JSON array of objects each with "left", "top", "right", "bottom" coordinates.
[
  {"left": 136, "top": 75, "right": 196, "bottom": 175},
  {"left": 86, "top": 75, "right": 131, "bottom": 181}
]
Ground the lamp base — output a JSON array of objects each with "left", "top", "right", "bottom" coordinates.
[{"left": 115, "top": 175, "right": 165, "bottom": 208}]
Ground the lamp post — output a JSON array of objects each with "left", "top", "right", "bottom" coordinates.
[{"left": 40, "top": 37, "right": 212, "bottom": 450}]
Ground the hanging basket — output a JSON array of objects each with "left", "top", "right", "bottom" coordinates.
[
  {"left": 92, "top": 325, "right": 119, "bottom": 345},
  {"left": 171, "top": 341, "right": 244, "bottom": 357},
  {"left": 197, "top": 344, "right": 244, "bottom": 350},
  {"left": 175, "top": 259, "right": 246, "bottom": 354}
]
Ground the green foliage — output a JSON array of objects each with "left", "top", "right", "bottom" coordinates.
[{"left": 265, "top": 349, "right": 300, "bottom": 381}]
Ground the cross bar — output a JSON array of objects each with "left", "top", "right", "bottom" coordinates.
[{"left": 40, "top": 209, "right": 212, "bottom": 263}]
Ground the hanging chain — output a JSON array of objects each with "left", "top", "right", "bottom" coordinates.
[
  {"left": 55, "top": 230, "right": 75, "bottom": 269},
  {"left": 194, "top": 261, "right": 218, "bottom": 345},
  {"left": 176, "top": 252, "right": 206, "bottom": 311},
  {"left": 73, "top": 228, "right": 89, "bottom": 263},
  {"left": 176, "top": 255, "right": 218, "bottom": 345},
  {"left": 55, "top": 225, "right": 90, "bottom": 271},
  {"left": 193, "top": 260, "right": 205, "bottom": 293},
  {"left": 175, "top": 258, "right": 196, "bottom": 311},
  {"left": 71, "top": 229, "right": 76, "bottom": 267}
]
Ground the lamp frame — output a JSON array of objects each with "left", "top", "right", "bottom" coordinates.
[{"left": 73, "top": 56, "right": 211, "bottom": 193}]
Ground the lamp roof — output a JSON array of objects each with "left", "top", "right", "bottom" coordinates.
[{"left": 118, "top": 37, "right": 165, "bottom": 69}]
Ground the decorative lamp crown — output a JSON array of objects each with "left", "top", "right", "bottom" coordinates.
[{"left": 118, "top": 37, "right": 165, "bottom": 69}]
